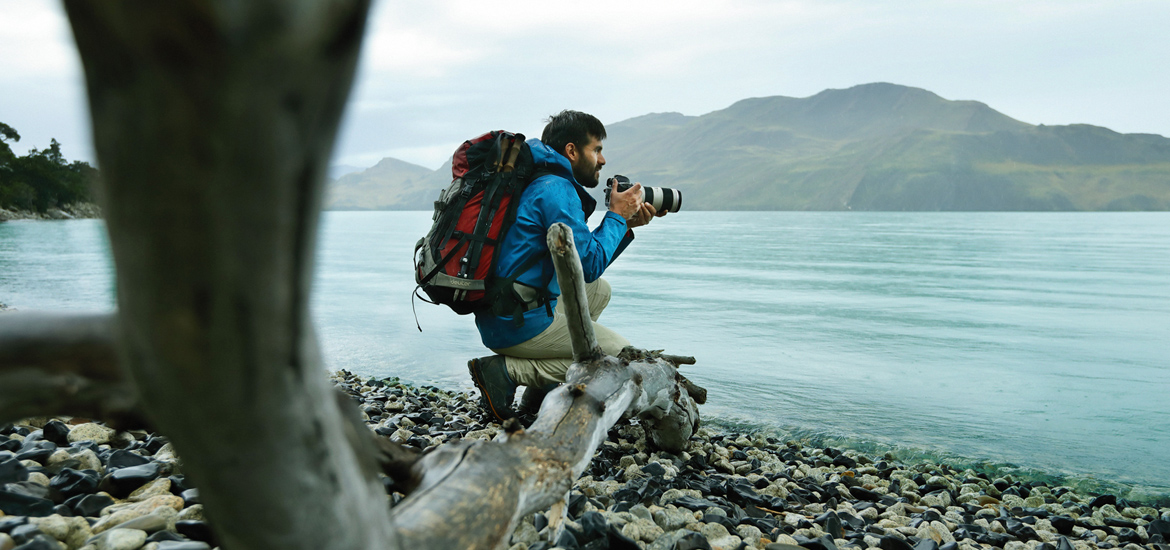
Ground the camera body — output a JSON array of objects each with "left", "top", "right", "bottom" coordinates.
[{"left": 604, "top": 174, "right": 682, "bottom": 213}]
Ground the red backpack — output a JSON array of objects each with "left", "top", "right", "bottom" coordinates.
[{"left": 413, "top": 131, "right": 538, "bottom": 318}]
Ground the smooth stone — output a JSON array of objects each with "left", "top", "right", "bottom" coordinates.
[
  {"left": 655, "top": 531, "right": 711, "bottom": 550},
  {"left": 113, "top": 513, "right": 168, "bottom": 534},
  {"left": 26, "top": 473, "right": 50, "bottom": 488},
  {"left": 1090, "top": 495, "right": 1118, "bottom": 509},
  {"left": 26, "top": 516, "right": 69, "bottom": 541},
  {"left": 71, "top": 494, "right": 115, "bottom": 517},
  {"left": 40, "top": 423, "right": 70, "bottom": 448},
  {"left": 92, "top": 496, "right": 185, "bottom": 534},
  {"left": 89, "top": 528, "right": 147, "bottom": 550},
  {"left": 178, "top": 489, "right": 199, "bottom": 506},
  {"left": 850, "top": 487, "right": 880, "bottom": 501},
  {"left": 72, "top": 450, "right": 104, "bottom": 475},
  {"left": 127, "top": 479, "right": 171, "bottom": 503},
  {"left": 9, "top": 534, "right": 60, "bottom": 550},
  {"left": 143, "top": 532, "right": 183, "bottom": 544},
  {"left": 173, "top": 521, "right": 214, "bottom": 545},
  {"left": 103, "top": 463, "right": 163, "bottom": 497},
  {"left": 155, "top": 542, "right": 211, "bottom": 550},
  {"left": 0, "top": 533, "right": 12, "bottom": 550},
  {"left": 177, "top": 505, "right": 203, "bottom": 522},
  {"left": 67, "top": 425, "right": 114, "bottom": 446},
  {"left": 9, "top": 524, "right": 44, "bottom": 545},
  {"left": 0, "top": 456, "right": 30, "bottom": 485},
  {"left": 49, "top": 469, "right": 100, "bottom": 499},
  {"left": 880, "top": 535, "right": 915, "bottom": 550},
  {"left": 106, "top": 451, "right": 150, "bottom": 471},
  {"left": 14, "top": 443, "right": 56, "bottom": 465},
  {"left": 0, "top": 490, "right": 54, "bottom": 517}
]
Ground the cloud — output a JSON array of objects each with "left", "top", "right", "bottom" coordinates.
[
  {"left": 0, "top": 3, "right": 78, "bottom": 77},
  {"left": 1, "top": 0, "right": 1168, "bottom": 170}
]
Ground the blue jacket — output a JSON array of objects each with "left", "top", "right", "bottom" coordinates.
[{"left": 474, "top": 139, "right": 633, "bottom": 349}]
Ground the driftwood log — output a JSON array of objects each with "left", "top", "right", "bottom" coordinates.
[{"left": 0, "top": 3, "right": 706, "bottom": 550}]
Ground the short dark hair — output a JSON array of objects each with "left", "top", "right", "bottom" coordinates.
[{"left": 541, "top": 110, "right": 606, "bottom": 157}]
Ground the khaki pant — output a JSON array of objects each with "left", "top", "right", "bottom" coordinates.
[{"left": 493, "top": 278, "right": 630, "bottom": 388}]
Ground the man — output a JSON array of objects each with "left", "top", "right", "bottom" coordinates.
[{"left": 468, "top": 110, "right": 663, "bottom": 422}]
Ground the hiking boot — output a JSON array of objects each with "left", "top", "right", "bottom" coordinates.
[
  {"left": 518, "top": 382, "right": 559, "bottom": 416},
  {"left": 467, "top": 355, "right": 517, "bottom": 422}
]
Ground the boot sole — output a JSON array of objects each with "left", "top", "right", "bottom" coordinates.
[{"left": 467, "top": 358, "right": 513, "bottom": 422}]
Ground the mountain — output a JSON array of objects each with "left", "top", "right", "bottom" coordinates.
[
  {"left": 326, "top": 83, "right": 1170, "bottom": 211},
  {"left": 328, "top": 164, "right": 365, "bottom": 180},
  {"left": 325, "top": 157, "right": 449, "bottom": 210}
]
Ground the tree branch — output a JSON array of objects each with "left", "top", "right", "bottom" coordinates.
[{"left": 0, "top": 312, "right": 140, "bottom": 425}]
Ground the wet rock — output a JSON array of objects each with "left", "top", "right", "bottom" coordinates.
[
  {"left": 102, "top": 463, "right": 163, "bottom": 497},
  {"left": 0, "top": 490, "right": 54, "bottom": 517},
  {"left": 1089, "top": 495, "right": 1117, "bottom": 509},
  {"left": 106, "top": 451, "right": 150, "bottom": 471},
  {"left": 154, "top": 542, "right": 211, "bottom": 550},
  {"left": 38, "top": 424, "right": 69, "bottom": 449},
  {"left": 69, "top": 494, "right": 115, "bottom": 517},
  {"left": 87, "top": 528, "right": 147, "bottom": 550},
  {"left": 881, "top": 535, "right": 915, "bottom": 550},
  {"left": 49, "top": 469, "right": 100, "bottom": 500},
  {"left": 174, "top": 521, "right": 215, "bottom": 546},
  {"left": 67, "top": 425, "right": 114, "bottom": 446},
  {"left": 10, "top": 533, "right": 61, "bottom": 550}
]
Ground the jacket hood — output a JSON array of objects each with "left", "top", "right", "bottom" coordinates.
[
  {"left": 526, "top": 138, "right": 599, "bottom": 219},
  {"left": 527, "top": 139, "right": 576, "bottom": 182}
]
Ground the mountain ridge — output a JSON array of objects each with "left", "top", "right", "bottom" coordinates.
[{"left": 325, "top": 83, "right": 1170, "bottom": 211}]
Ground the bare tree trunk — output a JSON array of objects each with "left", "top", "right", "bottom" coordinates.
[{"left": 60, "top": 2, "right": 399, "bottom": 549}]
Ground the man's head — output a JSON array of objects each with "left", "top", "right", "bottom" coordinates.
[{"left": 541, "top": 110, "right": 606, "bottom": 188}]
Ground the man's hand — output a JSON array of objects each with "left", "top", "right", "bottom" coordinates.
[
  {"left": 628, "top": 202, "right": 665, "bottom": 228},
  {"left": 608, "top": 182, "right": 643, "bottom": 220}
]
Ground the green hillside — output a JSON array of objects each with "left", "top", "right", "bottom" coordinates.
[
  {"left": 325, "top": 157, "right": 448, "bottom": 210},
  {"left": 327, "top": 83, "right": 1170, "bottom": 211}
]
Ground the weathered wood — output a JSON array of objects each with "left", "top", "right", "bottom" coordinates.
[
  {"left": 547, "top": 223, "right": 604, "bottom": 362},
  {"left": 61, "top": 2, "right": 398, "bottom": 549},
  {"left": 0, "top": 312, "right": 139, "bottom": 424}
]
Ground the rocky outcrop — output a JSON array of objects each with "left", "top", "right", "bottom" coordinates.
[{"left": 0, "top": 203, "right": 103, "bottom": 221}]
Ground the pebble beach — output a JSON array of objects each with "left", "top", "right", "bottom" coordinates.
[{"left": 1, "top": 370, "right": 1167, "bottom": 550}]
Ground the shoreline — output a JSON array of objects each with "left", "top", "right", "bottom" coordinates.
[
  {"left": 697, "top": 419, "right": 1170, "bottom": 512},
  {"left": 2, "top": 375, "right": 1167, "bottom": 550},
  {"left": 0, "top": 203, "right": 102, "bottom": 222}
]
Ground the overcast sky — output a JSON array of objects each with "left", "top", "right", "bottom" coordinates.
[{"left": 2, "top": 0, "right": 1168, "bottom": 172}]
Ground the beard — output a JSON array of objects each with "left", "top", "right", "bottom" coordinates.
[{"left": 573, "top": 163, "right": 600, "bottom": 188}]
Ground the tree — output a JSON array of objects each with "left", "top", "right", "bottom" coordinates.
[
  {"left": 0, "top": 126, "right": 97, "bottom": 212},
  {"left": 0, "top": 121, "right": 19, "bottom": 165}
]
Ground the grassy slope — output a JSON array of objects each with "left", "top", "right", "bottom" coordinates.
[{"left": 605, "top": 83, "right": 1170, "bottom": 211}]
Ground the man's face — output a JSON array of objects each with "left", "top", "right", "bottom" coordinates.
[{"left": 568, "top": 135, "right": 606, "bottom": 188}]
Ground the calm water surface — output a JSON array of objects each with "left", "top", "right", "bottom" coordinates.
[{"left": 2, "top": 212, "right": 1167, "bottom": 501}]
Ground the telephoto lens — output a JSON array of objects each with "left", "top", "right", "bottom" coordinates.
[
  {"left": 643, "top": 186, "right": 682, "bottom": 213},
  {"left": 604, "top": 175, "right": 682, "bottom": 213}
]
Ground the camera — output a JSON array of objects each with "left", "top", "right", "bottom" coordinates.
[{"left": 604, "top": 175, "right": 682, "bottom": 213}]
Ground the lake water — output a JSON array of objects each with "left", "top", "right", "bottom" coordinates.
[{"left": 2, "top": 212, "right": 1168, "bottom": 502}]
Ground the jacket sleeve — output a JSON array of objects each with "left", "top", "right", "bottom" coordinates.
[{"left": 534, "top": 182, "right": 628, "bottom": 283}]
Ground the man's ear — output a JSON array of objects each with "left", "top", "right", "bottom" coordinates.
[{"left": 562, "top": 142, "right": 578, "bottom": 164}]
